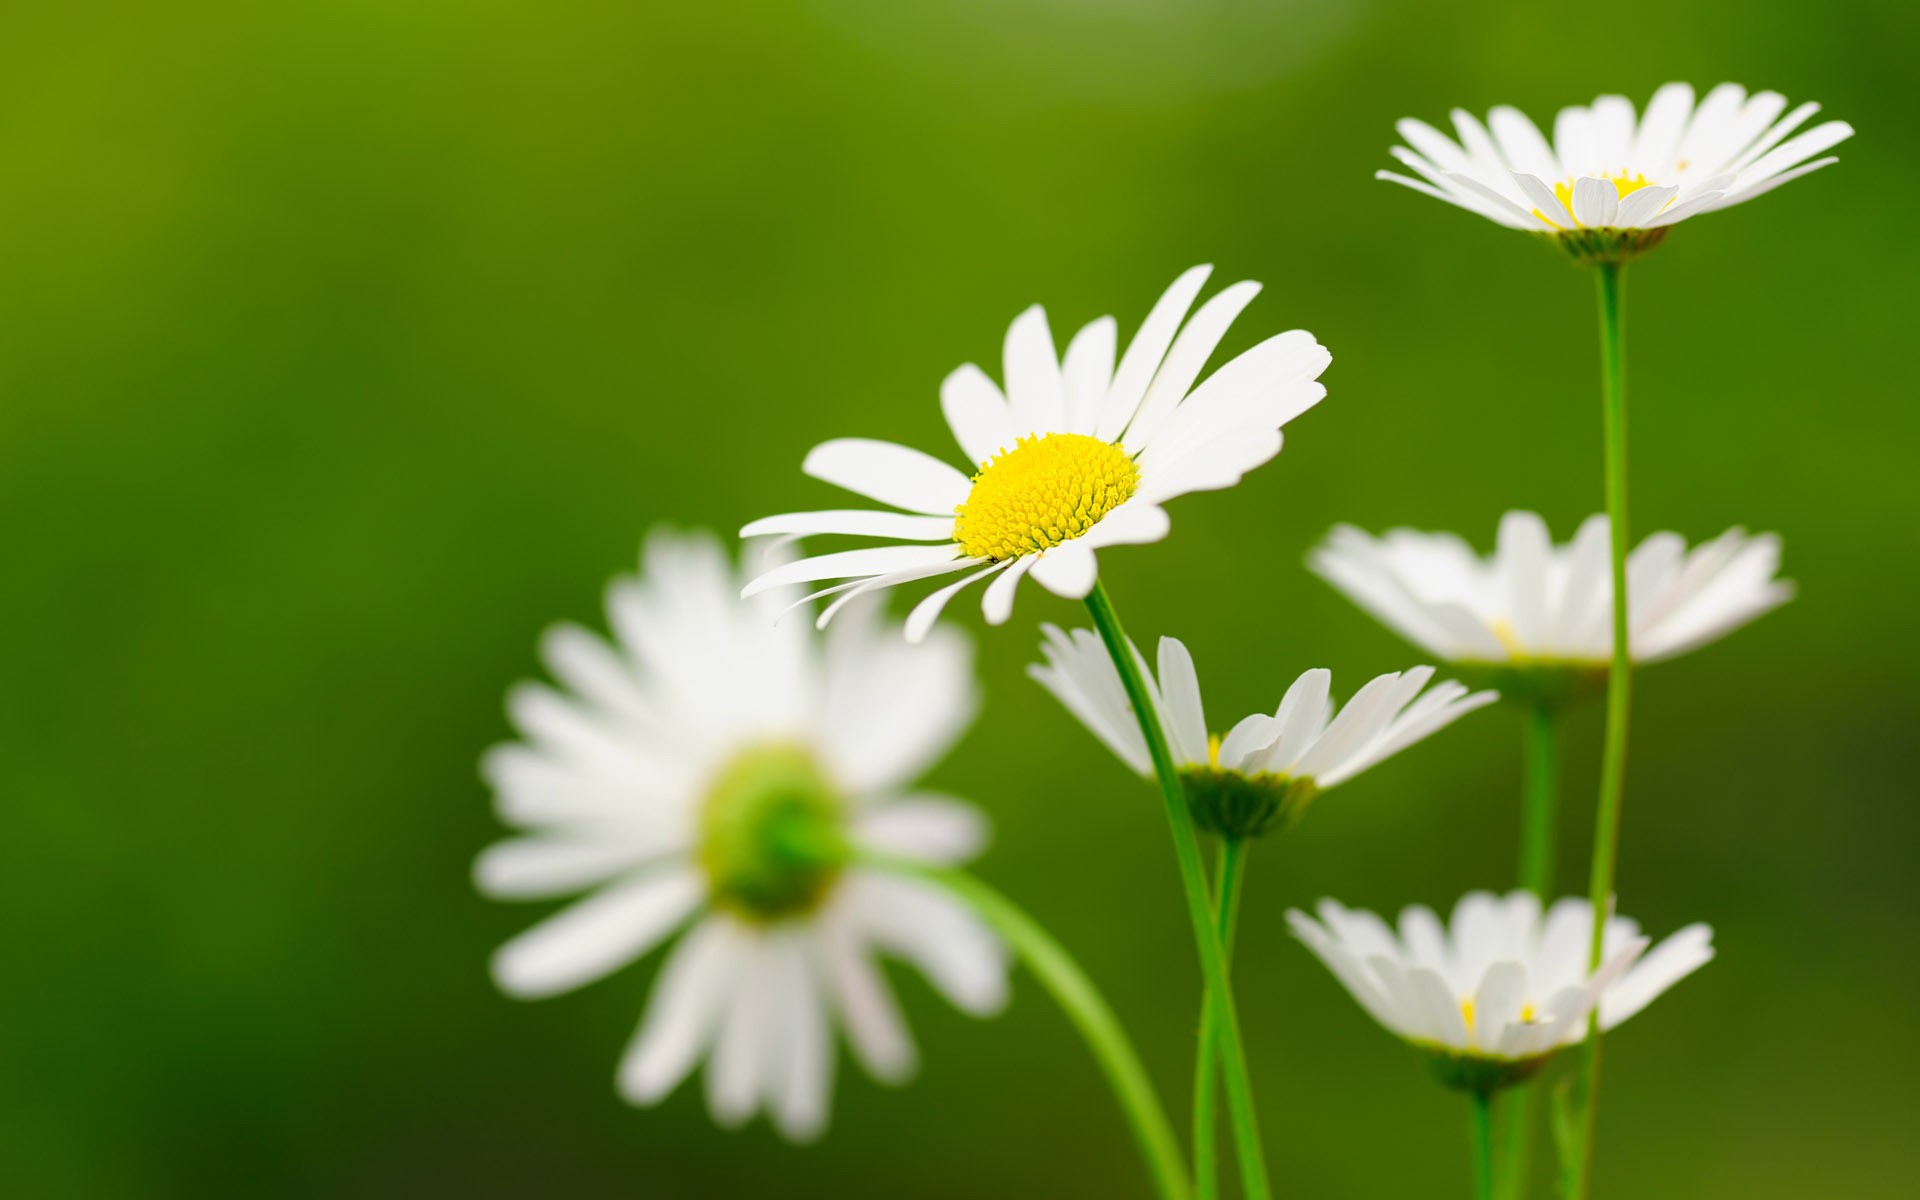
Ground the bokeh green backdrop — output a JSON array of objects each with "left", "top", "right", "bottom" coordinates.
[{"left": 5, "top": 1, "right": 1917, "bottom": 1196}]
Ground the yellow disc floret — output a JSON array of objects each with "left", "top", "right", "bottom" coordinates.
[{"left": 952, "top": 433, "right": 1139, "bottom": 562}]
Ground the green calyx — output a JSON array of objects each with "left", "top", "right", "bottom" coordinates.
[
  {"left": 1420, "top": 1044, "right": 1554, "bottom": 1097},
  {"left": 1541, "top": 226, "right": 1669, "bottom": 266},
  {"left": 1179, "top": 768, "right": 1318, "bottom": 840},
  {"left": 698, "top": 745, "right": 850, "bottom": 923},
  {"left": 1450, "top": 660, "right": 1608, "bottom": 713}
]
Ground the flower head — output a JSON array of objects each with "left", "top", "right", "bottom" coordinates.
[
  {"left": 1289, "top": 892, "right": 1713, "bottom": 1092},
  {"left": 1029, "top": 626, "right": 1495, "bottom": 838},
  {"left": 477, "top": 530, "right": 1007, "bottom": 1141},
  {"left": 1310, "top": 512, "right": 1793, "bottom": 705},
  {"left": 742, "top": 267, "right": 1331, "bottom": 640},
  {"left": 1379, "top": 83, "right": 1852, "bottom": 261}
]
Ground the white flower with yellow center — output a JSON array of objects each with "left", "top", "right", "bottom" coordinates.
[
  {"left": 477, "top": 530, "right": 1007, "bottom": 1142},
  {"left": 1309, "top": 511, "right": 1793, "bottom": 703},
  {"left": 1288, "top": 892, "right": 1713, "bottom": 1091},
  {"left": 740, "top": 266, "right": 1331, "bottom": 639},
  {"left": 1379, "top": 83, "right": 1852, "bottom": 260},
  {"left": 1029, "top": 625, "right": 1496, "bottom": 838}
]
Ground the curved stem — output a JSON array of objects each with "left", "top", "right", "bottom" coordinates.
[
  {"left": 1084, "top": 581, "right": 1272, "bottom": 1200},
  {"left": 1574, "top": 258, "right": 1631, "bottom": 1200},
  {"left": 867, "top": 855, "right": 1191, "bottom": 1200},
  {"left": 1495, "top": 702, "right": 1559, "bottom": 1198},
  {"left": 1471, "top": 1091, "right": 1495, "bottom": 1200},
  {"left": 1193, "top": 836, "right": 1247, "bottom": 1200}
]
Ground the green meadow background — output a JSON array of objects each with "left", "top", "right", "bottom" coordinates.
[{"left": 5, "top": 1, "right": 1917, "bottom": 1196}]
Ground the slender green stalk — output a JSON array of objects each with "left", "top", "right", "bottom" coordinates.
[
  {"left": 1193, "top": 836, "right": 1247, "bottom": 1200},
  {"left": 1471, "top": 1091, "right": 1496, "bottom": 1200},
  {"left": 1494, "top": 702, "right": 1559, "bottom": 1198},
  {"left": 1574, "top": 258, "right": 1631, "bottom": 1200},
  {"left": 868, "top": 855, "right": 1191, "bottom": 1200},
  {"left": 1084, "top": 581, "right": 1272, "bottom": 1200},
  {"left": 1517, "top": 702, "right": 1559, "bottom": 897}
]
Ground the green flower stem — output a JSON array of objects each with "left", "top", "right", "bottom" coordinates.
[
  {"left": 867, "top": 855, "right": 1191, "bottom": 1200},
  {"left": 1574, "top": 258, "right": 1632, "bottom": 1200},
  {"left": 1193, "top": 836, "right": 1247, "bottom": 1200},
  {"left": 1517, "top": 701, "right": 1560, "bottom": 897},
  {"left": 1471, "top": 1090, "right": 1496, "bottom": 1200},
  {"left": 1494, "top": 701, "right": 1559, "bottom": 1199},
  {"left": 1084, "top": 581, "right": 1272, "bottom": 1200}
]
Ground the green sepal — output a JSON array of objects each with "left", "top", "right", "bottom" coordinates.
[
  {"left": 1420, "top": 1044, "right": 1554, "bottom": 1096},
  {"left": 1180, "top": 768, "right": 1317, "bottom": 840}
]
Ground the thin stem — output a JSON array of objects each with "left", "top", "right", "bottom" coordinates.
[
  {"left": 1471, "top": 1091, "right": 1496, "bottom": 1200},
  {"left": 868, "top": 855, "right": 1191, "bottom": 1200},
  {"left": 1574, "top": 257, "right": 1631, "bottom": 1200},
  {"left": 1516, "top": 702, "right": 1559, "bottom": 897},
  {"left": 1494, "top": 702, "right": 1558, "bottom": 1198},
  {"left": 1193, "top": 836, "right": 1247, "bottom": 1200},
  {"left": 1084, "top": 581, "right": 1272, "bottom": 1200}
]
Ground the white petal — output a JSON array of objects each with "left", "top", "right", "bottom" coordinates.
[
  {"left": 818, "top": 917, "right": 916, "bottom": 1083},
  {"left": 741, "top": 544, "right": 966, "bottom": 597},
  {"left": 940, "top": 363, "right": 1017, "bottom": 468},
  {"left": 1600, "top": 923, "right": 1713, "bottom": 1029},
  {"left": 1097, "top": 265, "right": 1213, "bottom": 441},
  {"left": 979, "top": 553, "right": 1035, "bottom": 625},
  {"left": 741, "top": 510, "right": 955, "bottom": 542},
  {"left": 802, "top": 438, "right": 973, "bottom": 515},
  {"left": 1002, "top": 305, "right": 1067, "bottom": 434},
  {"left": 474, "top": 837, "right": 665, "bottom": 900},
  {"left": 903, "top": 563, "right": 1003, "bottom": 643},
  {"left": 1028, "top": 541, "right": 1099, "bottom": 600},
  {"left": 843, "top": 872, "right": 1008, "bottom": 1016},
  {"left": 491, "top": 868, "right": 703, "bottom": 999},
  {"left": 1121, "top": 279, "right": 1263, "bottom": 454},
  {"left": 853, "top": 795, "right": 990, "bottom": 865},
  {"left": 1061, "top": 316, "right": 1117, "bottom": 435},
  {"left": 1571, "top": 175, "right": 1620, "bottom": 227},
  {"left": 618, "top": 917, "right": 738, "bottom": 1103}
]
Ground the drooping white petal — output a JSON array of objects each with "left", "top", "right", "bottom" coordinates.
[{"left": 618, "top": 917, "right": 740, "bottom": 1104}]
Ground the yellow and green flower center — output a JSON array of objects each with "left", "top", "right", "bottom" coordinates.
[
  {"left": 952, "top": 433, "right": 1139, "bottom": 562},
  {"left": 698, "top": 744, "right": 849, "bottom": 923}
]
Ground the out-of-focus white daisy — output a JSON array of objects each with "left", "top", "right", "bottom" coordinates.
[
  {"left": 1310, "top": 512, "right": 1792, "bottom": 702},
  {"left": 741, "top": 267, "right": 1331, "bottom": 640},
  {"left": 1379, "top": 83, "right": 1852, "bottom": 259},
  {"left": 1029, "top": 626, "right": 1495, "bottom": 837},
  {"left": 476, "top": 530, "right": 1007, "bottom": 1142},
  {"left": 1288, "top": 891, "right": 1713, "bottom": 1091}
]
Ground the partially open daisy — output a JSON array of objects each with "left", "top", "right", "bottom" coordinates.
[
  {"left": 1310, "top": 511, "right": 1792, "bottom": 705},
  {"left": 477, "top": 530, "right": 1007, "bottom": 1141},
  {"left": 741, "top": 266, "right": 1331, "bottom": 640},
  {"left": 1029, "top": 626, "right": 1496, "bottom": 838},
  {"left": 1380, "top": 83, "right": 1852, "bottom": 261},
  {"left": 1289, "top": 891, "right": 1713, "bottom": 1093}
]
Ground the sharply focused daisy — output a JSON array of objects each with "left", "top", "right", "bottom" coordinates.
[
  {"left": 476, "top": 530, "right": 1007, "bottom": 1141},
  {"left": 740, "top": 267, "right": 1331, "bottom": 639},
  {"left": 1309, "top": 511, "right": 1792, "bottom": 700},
  {"left": 1030, "top": 625, "right": 1496, "bottom": 838},
  {"left": 1289, "top": 891, "right": 1713, "bottom": 1092},
  {"left": 1380, "top": 83, "right": 1852, "bottom": 260}
]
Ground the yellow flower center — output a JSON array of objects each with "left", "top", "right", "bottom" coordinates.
[
  {"left": 1534, "top": 171, "right": 1656, "bottom": 228},
  {"left": 951, "top": 433, "right": 1139, "bottom": 562}
]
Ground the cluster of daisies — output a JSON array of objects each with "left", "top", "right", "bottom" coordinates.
[{"left": 472, "top": 80, "right": 1835, "bottom": 1177}]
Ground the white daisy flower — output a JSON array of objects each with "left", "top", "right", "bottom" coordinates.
[
  {"left": 1288, "top": 891, "right": 1713, "bottom": 1092},
  {"left": 476, "top": 530, "right": 1008, "bottom": 1142},
  {"left": 1029, "top": 625, "right": 1496, "bottom": 837},
  {"left": 1309, "top": 512, "right": 1793, "bottom": 702},
  {"left": 1379, "top": 83, "right": 1852, "bottom": 260},
  {"left": 741, "top": 266, "right": 1331, "bottom": 640}
]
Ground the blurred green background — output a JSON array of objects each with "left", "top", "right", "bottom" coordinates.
[{"left": 5, "top": 0, "right": 1916, "bottom": 1196}]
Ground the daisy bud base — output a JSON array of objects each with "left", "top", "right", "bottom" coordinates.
[
  {"left": 1180, "top": 768, "right": 1318, "bottom": 840},
  {"left": 1542, "top": 226, "right": 1669, "bottom": 266}
]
